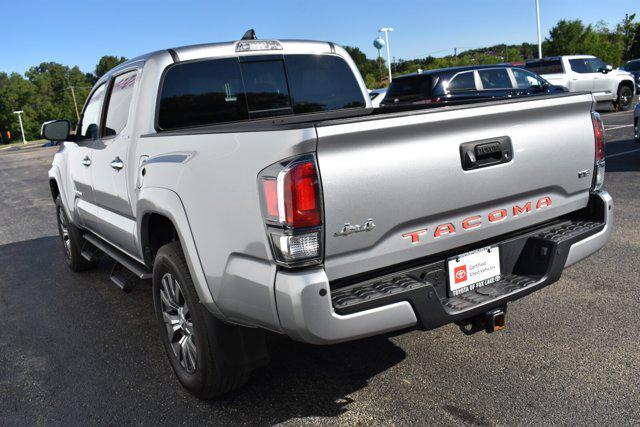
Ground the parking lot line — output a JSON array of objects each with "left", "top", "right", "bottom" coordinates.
[
  {"left": 606, "top": 148, "right": 640, "bottom": 159},
  {"left": 605, "top": 124, "right": 634, "bottom": 131}
]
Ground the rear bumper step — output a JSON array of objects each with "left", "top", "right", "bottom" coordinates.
[
  {"left": 275, "top": 191, "right": 612, "bottom": 344},
  {"left": 331, "top": 219, "right": 604, "bottom": 318}
]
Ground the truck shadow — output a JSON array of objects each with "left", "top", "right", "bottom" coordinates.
[
  {"left": 0, "top": 235, "right": 407, "bottom": 424},
  {"left": 214, "top": 333, "right": 407, "bottom": 423}
]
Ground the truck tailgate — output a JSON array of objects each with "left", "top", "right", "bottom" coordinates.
[{"left": 316, "top": 93, "right": 596, "bottom": 281}]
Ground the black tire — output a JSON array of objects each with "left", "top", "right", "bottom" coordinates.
[
  {"left": 55, "top": 196, "right": 97, "bottom": 272},
  {"left": 152, "top": 242, "right": 268, "bottom": 399},
  {"left": 615, "top": 85, "right": 634, "bottom": 111}
]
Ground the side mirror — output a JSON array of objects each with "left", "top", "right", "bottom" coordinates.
[
  {"left": 41, "top": 120, "right": 70, "bottom": 141},
  {"left": 606, "top": 64, "right": 613, "bottom": 72}
]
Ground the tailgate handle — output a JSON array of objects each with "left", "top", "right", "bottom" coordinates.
[{"left": 460, "top": 136, "right": 512, "bottom": 171}]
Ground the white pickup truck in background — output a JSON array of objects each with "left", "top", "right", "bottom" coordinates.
[{"left": 525, "top": 55, "right": 636, "bottom": 110}]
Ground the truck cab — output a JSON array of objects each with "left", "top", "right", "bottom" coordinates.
[{"left": 525, "top": 55, "right": 636, "bottom": 110}]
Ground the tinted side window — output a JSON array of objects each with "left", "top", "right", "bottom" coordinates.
[
  {"left": 569, "top": 59, "right": 590, "bottom": 73},
  {"left": 286, "top": 55, "right": 366, "bottom": 112},
  {"left": 447, "top": 72, "right": 475, "bottom": 92},
  {"left": 385, "top": 76, "right": 432, "bottom": 101},
  {"left": 525, "top": 60, "right": 563, "bottom": 74},
  {"left": 586, "top": 58, "right": 606, "bottom": 72},
  {"left": 104, "top": 71, "right": 138, "bottom": 136},
  {"left": 240, "top": 60, "right": 291, "bottom": 117},
  {"left": 80, "top": 84, "right": 106, "bottom": 139},
  {"left": 624, "top": 61, "right": 640, "bottom": 71},
  {"left": 478, "top": 69, "right": 512, "bottom": 89},
  {"left": 158, "top": 58, "right": 247, "bottom": 130}
]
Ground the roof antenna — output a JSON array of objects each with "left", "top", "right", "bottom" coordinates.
[{"left": 241, "top": 29, "right": 257, "bottom": 40}]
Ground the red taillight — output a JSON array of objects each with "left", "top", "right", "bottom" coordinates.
[
  {"left": 259, "top": 155, "right": 322, "bottom": 229},
  {"left": 261, "top": 178, "right": 279, "bottom": 218},
  {"left": 284, "top": 161, "right": 321, "bottom": 227},
  {"left": 592, "top": 112, "right": 604, "bottom": 162}
]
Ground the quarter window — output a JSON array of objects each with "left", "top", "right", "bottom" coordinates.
[
  {"left": 104, "top": 71, "right": 138, "bottom": 137},
  {"left": 80, "top": 84, "right": 106, "bottom": 139},
  {"left": 478, "top": 69, "right": 512, "bottom": 89}
]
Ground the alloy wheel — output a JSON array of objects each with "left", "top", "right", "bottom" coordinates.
[
  {"left": 619, "top": 87, "right": 632, "bottom": 108},
  {"left": 57, "top": 208, "right": 71, "bottom": 259},
  {"left": 160, "top": 272, "right": 197, "bottom": 374}
]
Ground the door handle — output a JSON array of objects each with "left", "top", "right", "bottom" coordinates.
[
  {"left": 82, "top": 156, "right": 91, "bottom": 167},
  {"left": 110, "top": 157, "right": 124, "bottom": 170}
]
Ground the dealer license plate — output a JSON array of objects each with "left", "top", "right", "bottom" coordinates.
[{"left": 447, "top": 246, "right": 501, "bottom": 296}]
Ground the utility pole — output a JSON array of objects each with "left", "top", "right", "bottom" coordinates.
[
  {"left": 535, "top": 0, "right": 543, "bottom": 58},
  {"left": 13, "top": 111, "right": 26, "bottom": 144},
  {"left": 68, "top": 86, "right": 81, "bottom": 122},
  {"left": 379, "top": 27, "right": 394, "bottom": 83}
]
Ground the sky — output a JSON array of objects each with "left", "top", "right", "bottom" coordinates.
[{"left": 1, "top": 0, "right": 636, "bottom": 75}]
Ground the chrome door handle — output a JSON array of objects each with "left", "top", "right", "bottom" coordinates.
[
  {"left": 82, "top": 156, "right": 91, "bottom": 167},
  {"left": 110, "top": 157, "right": 124, "bottom": 170}
]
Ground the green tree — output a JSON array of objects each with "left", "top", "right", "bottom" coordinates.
[
  {"left": 617, "top": 13, "right": 640, "bottom": 60},
  {"left": 94, "top": 55, "right": 127, "bottom": 80}
]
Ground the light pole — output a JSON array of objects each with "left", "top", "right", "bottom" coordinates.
[
  {"left": 379, "top": 27, "right": 394, "bottom": 83},
  {"left": 535, "top": 0, "right": 542, "bottom": 59},
  {"left": 13, "top": 111, "right": 26, "bottom": 144}
]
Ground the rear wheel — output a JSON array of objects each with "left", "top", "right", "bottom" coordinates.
[
  {"left": 55, "top": 196, "right": 97, "bottom": 272},
  {"left": 615, "top": 85, "right": 634, "bottom": 111},
  {"left": 152, "top": 242, "right": 268, "bottom": 399}
]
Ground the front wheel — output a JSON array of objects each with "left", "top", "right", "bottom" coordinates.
[
  {"left": 55, "top": 196, "right": 97, "bottom": 272},
  {"left": 152, "top": 242, "right": 268, "bottom": 399},
  {"left": 615, "top": 85, "right": 634, "bottom": 111}
]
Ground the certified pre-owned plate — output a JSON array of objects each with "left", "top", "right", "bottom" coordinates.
[{"left": 447, "top": 246, "right": 501, "bottom": 296}]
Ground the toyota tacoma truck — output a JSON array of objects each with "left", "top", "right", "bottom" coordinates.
[
  {"left": 43, "top": 33, "right": 613, "bottom": 399},
  {"left": 525, "top": 55, "right": 636, "bottom": 110}
]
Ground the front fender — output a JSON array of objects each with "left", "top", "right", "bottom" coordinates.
[
  {"left": 136, "top": 186, "right": 226, "bottom": 320},
  {"left": 48, "top": 165, "right": 73, "bottom": 223}
]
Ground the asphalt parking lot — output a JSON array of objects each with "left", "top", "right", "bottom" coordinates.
[{"left": 1, "top": 107, "right": 639, "bottom": 425}]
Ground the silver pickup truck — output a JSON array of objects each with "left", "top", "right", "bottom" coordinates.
[{"left": 42, "top": 35, "right": 612, "bottom": 399}]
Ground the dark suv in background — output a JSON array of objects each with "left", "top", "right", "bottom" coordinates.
[
  {"left": 380, "top": 65, "right": 564, "bottom": 107},
  {"left": 620, "top": 59, "right": 640, "bottom": 93}
]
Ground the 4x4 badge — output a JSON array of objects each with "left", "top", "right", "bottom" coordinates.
[{"left": 334, "top": 219, "right": 376, "bottom": 237}]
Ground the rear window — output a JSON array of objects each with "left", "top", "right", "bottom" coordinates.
[
  {"left": 384, "top": 75, "right": 433, "bottom": 102},
  {"left": 525, "top": 60, "right": 563, "bottom": 74},
  {"left": 157, "top": 54, "right": 365, "bottom": 130}
]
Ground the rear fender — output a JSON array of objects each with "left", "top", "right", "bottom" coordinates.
[{"left": 136, "top": 186, "right": 225, "bottom": 320}]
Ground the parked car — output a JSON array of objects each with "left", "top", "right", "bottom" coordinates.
[
  {"left": 525, "top": 55, "right": 636, "bottom": 110},
  {"left": 42, "top": 35, "right": 612, "bottom": 399},
  {"left": 620, "top": 59, "right": 640, "bottom": 94},
  {"left": 380, "top": 65, "right": 564, "bottom": 107},
  {"left": 369, "top": 88, "right": 387, "bottom": 107}
]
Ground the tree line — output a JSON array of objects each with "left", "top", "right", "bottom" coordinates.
[
  {"left": 1, "top": 14, "right": 639, "bottom": 141},
  {"left": 349, "top": 14, "right": 640, "bottom": 88},
  {"left": 0, "top": 56, "right": 126, "bottom": 142}
]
